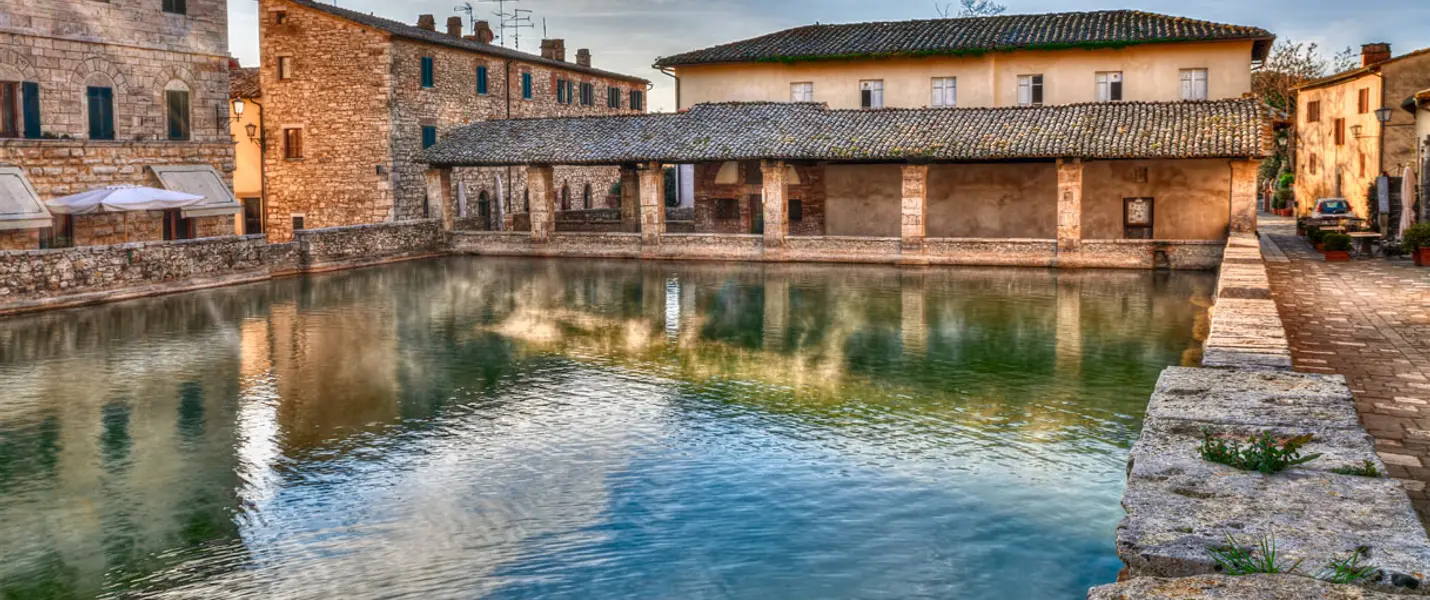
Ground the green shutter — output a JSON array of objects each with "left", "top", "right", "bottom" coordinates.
[
  {"left": 87, "top": 87, "right": 114, "bottom": 140},
  {"left": 21, "top": 81, "right": 41, "bottom": 139},
  {"left": 421, "top": 57, "right": 434, "bottom": 88},
  {"left": 477, "top": 66, "right": 487, "bottom": 95},
  {"left": 167, "top": 90, "right": 190, "bottom": 140},
  {"left": 422, "top": 125, "right": 437, "bottom": 149},
  {"left": 522, "top": 73, "right": 532, "bottom": 99}
]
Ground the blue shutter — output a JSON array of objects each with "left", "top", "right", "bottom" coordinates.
[
  {"left": 421, "top": 57, "right": 434, "bottom": 88},
  {"left": 556, "top": 79, "right": 564, "bottom": 104},
  {"left": 21, "top": 81, "right": 41, "bottom": 139},
  {"left": 476, "top": 66, "right": 487, "bottom": 95},
  {"left": 522, "top": 73, "right": 532, "bottom": 99},
  {"left": 422, "top": 125, "right": 437, "bottom": 149},
  {"left": 87, "top": 87, "right": 114, "bottom": 140}
]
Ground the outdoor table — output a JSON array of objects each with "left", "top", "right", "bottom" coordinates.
[{"left": 1347, "top": 231, "right": 1382, "bottom": 256}]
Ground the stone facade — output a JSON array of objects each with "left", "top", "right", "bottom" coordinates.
[
  {"left": 694, "top": 161, "right": 826, "bottom": 236},
  {"left": 258, "top": 0, "right": 646, "bottom": 241},
  {"left": 0, "top": 0, "right": 237, "bottom": 249}
]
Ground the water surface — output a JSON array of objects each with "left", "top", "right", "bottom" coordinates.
[{"left": 0, "top": 257, "right": 1213, "bottom": 599}]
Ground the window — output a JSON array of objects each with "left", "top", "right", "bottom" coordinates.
[
  {"left": 580, "top": 82, "right": 594, "bottom": 106},
  {"left": 789, "top": 199, "right": 803, "bottom": 222},
  {"left": 560, "top": 185, "right": 570, "bottom": 211},
  {"left": 1306, "top": 100, "right": 1321, "bottom": 123},
  {"left": 1359, "top": 153, "right": 1366, "bottom": 178},
  {"left": 166, "top": 89, "right": 190, "bottom": 140},
  {"left": 0, "top": 81, "right": 21, "bottom": 138},
  {"left": 283, "top": 127, "right": 303, "bottom": 159},
  {"left": 422, "top": 125, "right": 437, "bottom": 149},
  {"left": 1179, "top": 69, "right": 1208, "bottom": 100},
  {"left": 743, "top": 161, "right": 763, "bottom": 185},
  {"left": 630, "top": 89, "right": 644, "bottom": 111},
  {"left": 791, "top": 82, "right": 813, "bottom": 102},
  {"left": 1095, "top": 71, "right": 1123, "bottom": 102},
  {"left": 1357, "top": 88, "right": 1370, "bottom": 114},
  {"left": 162, "top": 0, "right": 186, "bottom": 15},
  {"left": 521, "top": 72, "right": 532, "bottom": 99},
  {"left": 292, "top": 215, "right": 305, "bottom": 232},
  {"left": 931, "top": 77, "right": 956, "bottom": 107},
  {"left": 273, "top": 11, "right": 287, "bottom": 24},
  {"left": 242, "top": 198, "right": 263, "bottom": 234},
  {"left": 608, "top": 87, "right": 620, "bottom": 109},
  {"left": 86, "top": 86, "right": 114, "bottom": 140},
  {"left": 1017, "top": 74, "right": 1043, "bottom": 106},
  {"left": 714, "top": 198, "right": 739, "bottom": 219},
  {"left": 476, "top": 65, "right": 488, "bottom": 95},
  {"left": 860, "top": 80, "right": 884, "bottom": 109},
  {"left": 421, "top": 56, "right": 434, "bottom": 88},
  {"left": 39, "top": 215, "right": 74, "bottom": 249},
  {"left": 583, "top": 184, "right": 592, "bottom": 209},
  {"left": 162, "top": 209, "right": 192, "bottom": 241},
  {"left": 1309, "top": 153, "right": 1318, "bottom": 175},
  {"left": 556, "top": 78, "right": 566, "bottom": 104},
  {"left": 277, "top": 56, "right": 294, "bottom": 80},
  {"left": 1334, "top": 118, "right": 1345, "bottom": 145}
]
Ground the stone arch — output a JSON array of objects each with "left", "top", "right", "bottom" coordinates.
[
  {"left": 154, "top": 65, "right": 200, "bottom": 139},
  {"left": 69, "top": 56, "right": 131, "bottom": 139},
  {"left": 0, "top": 49, "right": 39, "bottom": 82}
]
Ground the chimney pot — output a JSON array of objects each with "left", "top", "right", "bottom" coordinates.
[
  {"left": 576, "top": 49, "right": 591, "bottom": 68},
  {"left": 446, "top": 16, "right": 463, "bottom": 37},
  {"left": 540, "top": 39, "right": 566, "bottom": 62},
  {"left": 1362, "top": 43, "right": 1392, "bottom": 67},
  {"left": 472, "top": 20, "right": 494, "bottom": 44},
  {"left": 417, "top": 14, "right": 436, "bottom": 31}
]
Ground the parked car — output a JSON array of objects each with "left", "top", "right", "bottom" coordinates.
[{"left": 1312, "top": 198, "right": 1352, "bottom": 219}]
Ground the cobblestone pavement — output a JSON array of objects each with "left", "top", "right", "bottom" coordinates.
[{"left": 1260, "top": 215, "right": 1430, "bottom": 526}]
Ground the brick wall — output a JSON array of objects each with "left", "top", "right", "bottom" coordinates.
[{"left": 693, "top": 162, "right": 825, "bottom": 235}]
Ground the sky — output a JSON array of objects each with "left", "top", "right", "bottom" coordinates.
[{"left": 228, "top": 0, "right": 1430, "bottom": 112}]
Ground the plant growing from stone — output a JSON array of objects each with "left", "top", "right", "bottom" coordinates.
[
  {"left": 1317, "top": 547, "right": 1381, "bottom": 584},
  {"left": 1331, "top": 460, "right": 1383, "bottom": 478},
  {"left": 1199, "top": 430, "right": 1321, "bottom": 474},
  {"left": 1209, "top": 533, "right": 1303, "bottom": 575}
]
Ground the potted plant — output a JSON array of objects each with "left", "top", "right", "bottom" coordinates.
[
  {"left": 1307, "top": 227, "right": 1326, "bottom": 250},
  {"left": 1322, "top": 233, "right": 1352, "bottom": 262},
  {"left": 1403, "top": 223, "right": 1430, "bottom": 267},
  {"left": 1296, "top": 218, "right": 1309, "bottom": 236}
]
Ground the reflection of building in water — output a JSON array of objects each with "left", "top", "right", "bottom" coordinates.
[{"left": 1055, "top": 276, "right": 1083, "bottom": 376}]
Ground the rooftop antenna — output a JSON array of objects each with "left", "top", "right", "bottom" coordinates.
[
  {"left": 504, "top": 8, "right": 534, "bottom": 50},
  {"left": 472, "top": 0, "right": 519, "bottom": 46},
  {"left": 454, "top": 2, "right": 475, "bottom": 35}
]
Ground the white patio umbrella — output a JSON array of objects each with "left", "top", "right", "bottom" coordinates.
[
  {"left": 1402, "top": 166, "right": 1418, "bottom": 239},
  {"left": 45, "top": 185, "right": 205, "bottom": 215}
]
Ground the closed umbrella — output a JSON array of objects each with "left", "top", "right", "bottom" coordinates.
[
  {"left": 1403, "top": 166, "right": 1418, "bottom": 239},
  {"left": 45, "top": 185, "right": 205, "bottom": 215}
]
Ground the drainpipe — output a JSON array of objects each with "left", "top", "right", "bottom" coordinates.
[
  {"left": 504, "top": 58, "right": 512, "bottom": 230},
  {"left": 658, "top": 66, "right": 681, "bottom": 207},
  {"left": 253, "top": 97, "right": 268, "bottom": 237}
]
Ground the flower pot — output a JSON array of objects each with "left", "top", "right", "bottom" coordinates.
[
  {"left": 1315, "top": 243, "right": 1325, "bottom": 251},
  {"left": 1416, "top": 247, "right": 1430, "bottom": 267},
  {"left": 1325, "top": 250, "right": 1350, "bottom": 262}
]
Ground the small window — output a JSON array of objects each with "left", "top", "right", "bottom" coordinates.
[
  {"left": 86, "top": 86, "right": 115, "bottom": 140},
  {"left": 166, "top": 89, "right": 190, "bottom": 140},
  {"left": 292, "top": 215, "right": 305, "bottom": 231},
  {"left": 0, "top": 81, "right": 20, "bottom": 138},
  {"left": 522, "top": 72, "right": 532, "bottom": 99},
  {"left": 560, "top": 184, "right": 570, "bottom": 211},
  {"left": 162, "top": 0, "right": 186, "bottom": 15},
  {"left": 162, "top": 209, "right": 192, "bottom": 240},
  {"left": 791, "top": 82, "right": 813, "bottom": 102},
  {"left": 1359, "top": 153, "right": 1366, "bottom": 178},
  {"left": 714, "top": 198, "right": 739, "bottom": 219},
  {"left": 422, "top": 125, "right": 437, "bottom": 149},
  {"left": 421, "top": 56, "right": 434, "bottom": 88},
  {"left": 283, "top": 127, "right": 303, "bottom": 159},
  {"left": 1095, "top": 72, "right": 1122, "bottom": 102},
  {"left": 277, "top": 56, "right": 294, "bottom": 80},
  {"left": 1306, "top": 100, "right": 1321, "bottom": 123},
  {"left": 630, "top": 89, "right": 643, "bottom": 111},
  {"left": 608, "top": 87, "right": 620, "bottom": 109},
  {"left": 1357, "top": 88, "right": 1370, "bottom": 114},
  {"left": 580, "top": 82, "right": 594, "bottom": 106},
  {"left": 583, "top": 184, "right": 592, "bottom": 209},
  {"left": 273, "top": 11, "right": 287, "bottom": 24},
  {"left": 1334, "top": 118, "right": 1345, "bottom": 145},
  {"left": 931, "top": 77, "right": 955, "bottom": 107},
  {"left": 1179, "top": 69, "right": 1208, "bottom": 101},
  {"left": 743, "top": 161, "right": 763, "bottom": 185},
  {"left": 860, "top": 80, "right": 884, "bottom": 109},
  {"left": 476, "top": 65, "right": 488, "bottom": 95},
  {"left": 39, "top": 215, "right": 74, "bottom": 249},
  {"left": 1309, "top": 153, "right": 1318, "bottom": 175},
  {"left": 1017, "top": 74, "right": 1043, "bottom": 106},
  {"left": 789, "top": 199, "right": 803, "bottom": 222},
  {"left": 556, "top": 78, "right": 567, "bottom": 104}
]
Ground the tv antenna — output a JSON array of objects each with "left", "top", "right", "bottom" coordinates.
[
  {"left": 504, "top": 8, "right": 535, "bottom": 50},
  {"left": 454, "top": 2, "right": 475, "bottom": 35}
]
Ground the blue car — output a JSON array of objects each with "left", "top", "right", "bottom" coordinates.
[{"left": 1313, "top": 198, "right": 1352, "bottom": 218}]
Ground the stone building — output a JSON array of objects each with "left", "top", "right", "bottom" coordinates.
[
  {"left": 1294, "top": 45, "right": 1430, "bottom": 219},
  {"left": 256, "top": 0, "right": 649, "bottom": 242},
  {"left": 0, "top": 0, "right": 240, "bottom": 250},
  {"left": 230, "top": 65, "right": 264, "bottom": 235}
]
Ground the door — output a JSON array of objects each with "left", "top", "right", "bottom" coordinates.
[
  {"left": 749, "top": 194, "right": 763, "bottom": 235},
  {"left": 1124, "top": 197, "right": 1154, "bottom": 239}
]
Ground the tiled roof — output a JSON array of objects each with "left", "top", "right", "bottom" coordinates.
[
  {"left": 421, "top": 99, "right": 1269, "bottom": 167},
  {"left": 1295, "top": 47, "right": 1430, "bottom": 91},
  {"left": 229, "top": 67, "right": 260, "bottom": 99},
  {"left": 283, "top": 0, "right": 649, "bottom": 84},
  {"left": 654, "top": 10, "right": 1273, "bottom": 67}
]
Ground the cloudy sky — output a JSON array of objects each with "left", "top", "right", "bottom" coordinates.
[{"left": 228, "top": 0, "right": 1430, "bottom": 112}]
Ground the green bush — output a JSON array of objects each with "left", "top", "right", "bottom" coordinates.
[
  {"left": 1322, "top": 233, "right": 1352, "bottom": 252},
  {"left": 1402, "top": 223, "right": 1430, "bottom": 252},
  {"left": 1277, "top": 172, "right": 1295, "bottom": 190},
  {"left": 1274, "top": 189, "right": 1294, "bottom": 210},
  {"left": 1307, "top": 228, "right": 1326, "bottom": 244}
]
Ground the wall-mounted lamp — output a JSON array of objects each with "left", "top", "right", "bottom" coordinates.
[
  {"left": 1375, "top": 107, "right": 1394, "bottom": 124},
  {"left": 1350, "top": 124, "right": 1364, "bottom": 139},
  {"left": 245, "top": 122, "right": 259, "bottom": 144},
  {"left": 217, "top": 98, "right": 247, "bottom": 132}
]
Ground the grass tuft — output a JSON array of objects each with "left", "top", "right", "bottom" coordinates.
[
  {"left": 1317, "top": 547, "right": 1381, "bottom": 584},
  {"left": 1209, "top": 533, "right": 1303, "bottom": 575},
  {"left": 1200, "top": 430, "right": 1322, "bottom": 474},
  {"left": 1330, "top": 460, "right": 1383, "bottom": 478}
]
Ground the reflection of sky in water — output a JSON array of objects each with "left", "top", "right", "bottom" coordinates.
[{"left": 0, "top": 258, "right": 1214, "bottom": 599}]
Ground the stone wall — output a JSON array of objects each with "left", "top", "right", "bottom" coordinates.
[
  {"left": 693, "top": 162, "right": 825, "bottom": 236},
  {"left": 294, "top": 219, "right": 447, "bottom": 271}
]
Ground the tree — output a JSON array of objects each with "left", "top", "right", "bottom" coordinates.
[
  {"left": 935, "top": 0, "right": 1007, "bottom": 18},
  {"left": 1254, "top": 40, "right": 1332, "bottom": 112}
]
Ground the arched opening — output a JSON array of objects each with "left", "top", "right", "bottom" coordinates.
[
  {"left": 583, "top": 183, "right": 592, "bottom": 209},
  {"left": 163, "top": 79, "right": 191, "bottom": 141},
  {"left": 560, "top": 184, "right": 570, "bottom": 211},
  {"left": 84, "top": 72, "right": 116, "bottom": 140},
  {"left": 478, "top": 190, "right": 491, "bottom": 229}
]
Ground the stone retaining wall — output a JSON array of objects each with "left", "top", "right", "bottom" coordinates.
[
  {"left": 1201, "top": 234, "right": 1293, "bottom": 370},
  {"left": 294, "top": 219, "right": 447, "bottom": 272}
]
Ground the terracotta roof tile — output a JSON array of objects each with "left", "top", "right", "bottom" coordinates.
[{"left": 229, "top": 67, "right": 260, "bottom": 99}]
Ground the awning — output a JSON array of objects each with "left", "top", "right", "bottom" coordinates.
[
  {"left": 148, "top": 164, "right": 242, "bottom": 218},
  {"left": 0, "top": 166, "right": 53, "bottom": 231},
  {"left": 46, "top": 186, "right": 205, "bottom": 215}
]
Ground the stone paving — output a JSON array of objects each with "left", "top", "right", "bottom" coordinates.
[{"left": 1261, "top": 214, "right": 1430, "bottom": 525}]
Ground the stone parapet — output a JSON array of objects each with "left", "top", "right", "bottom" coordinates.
[
  {"left": 1202, "top": 234, "right": 1293, "bottom": 370},
  {"left": 1090, "top": 574, "right": 1405, "bottom": 599},
  {"left": 294, "top": 219, "right": 447, "bottom": 272}
]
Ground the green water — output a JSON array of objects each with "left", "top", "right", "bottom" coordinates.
[{"left": 0, "top": 257, "right": 1214, "bottom": 599}]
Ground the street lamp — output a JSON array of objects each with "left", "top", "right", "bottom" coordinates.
[{"left": 1375, "top": 107, "right": 1394, "bottom": 124}]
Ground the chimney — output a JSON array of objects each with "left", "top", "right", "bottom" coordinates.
[
  {"left": 446, "top": 16, "right": 464, "bottom": 38},
  {"left": 470, "top": 20, "right": 494, "bottom": 44},
  {"left": 1362, "top": 43, "right": 1392, "bottom": 67},
  {"left": 416, "top": 14, "right": 436, "bottom": 31},
  {"left": 576, "top": 49, "right": 591, "bottom": 68},
  {"left": 540, "top": 39, "right": 566, "bottom": 62}
]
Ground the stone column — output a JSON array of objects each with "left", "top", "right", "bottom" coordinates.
[
  {"left": 424, "top": 168, "right": 454, "bottom": 231},
  {"left": 619, "top": 166, "right": 641, "bottom": 233},
  {"left": 1056, "top": 159, "right": 1083, "bottom": 254},
  {"left": 527, "top": 165, "right": 556, "bottom": 243},
  {"left": 762, "top": 160, "right": 789, "bottom": 248},
  {"left": 638, "top": 162, "right": 666, "bottom": 245},
  {"left": 901, "top": 164, "right": 929, "bottom": 253},
  {"left": 1229, "top": 159, "right": 1259, "bottom": 235}
]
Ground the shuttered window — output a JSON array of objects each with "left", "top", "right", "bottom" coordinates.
[
  {"left": 166, "top": 89, "right": 190, "bottom": 140},
  {"left": 421, "top": 56, "right": 434, "bottom": 88},
  {"left": 859, "top": 80, "right": 884, "bottom": 109},
  {"left": 1179, "top": 69, "right": 1208, "bottom": 101},
  {"left": 422, "top": 125, "right": 437, "bottom": 149},
  {"left": 1357, "top": 88, "right": 1370, "bottom": 114},
  {"left": 791, "top": 82, "right": 813, "bottom": 102},
  {"left": 283, "top": 128, "right": 303, "bottom": 159},
  {"left": 522, "top": 73, "right": 532, "bottom": 99},
  {"left": 476, "top": 66, "right": 488, "bottom": 95},
  {"left": 607, "top": 87, "right": 620, "bottom": 109},
  {"left": 556, "top": 78, "right": 567, "bottom": 104},
  {"left": 630, "top": 89, "right": 643, "bottom": 111},
  {"left": 1095, "top": 72, "right": 1122, "bottom": 102},
  {"left": 21, "top": 81, "right": 40, "bottom": 139},
  {"left": 86, "top": 86, "right": 115, "bottom": 140},
  {"left": 931, "top": 77, "right": 955, "bottom": 107},
  {"left": 0, "top": 82, "right": 19, "bottom": 138},
  {"left": 580, "top": 82, "right": 594, "bottom": 106}
]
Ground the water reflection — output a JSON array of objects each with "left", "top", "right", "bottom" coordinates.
[{"left": 0, "top": 258, "right": 1213, "bottom": 599}]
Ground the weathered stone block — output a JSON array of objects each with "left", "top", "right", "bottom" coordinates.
[{"left": 1089, "top": 574, "right": 1405, "bottom": 599}]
